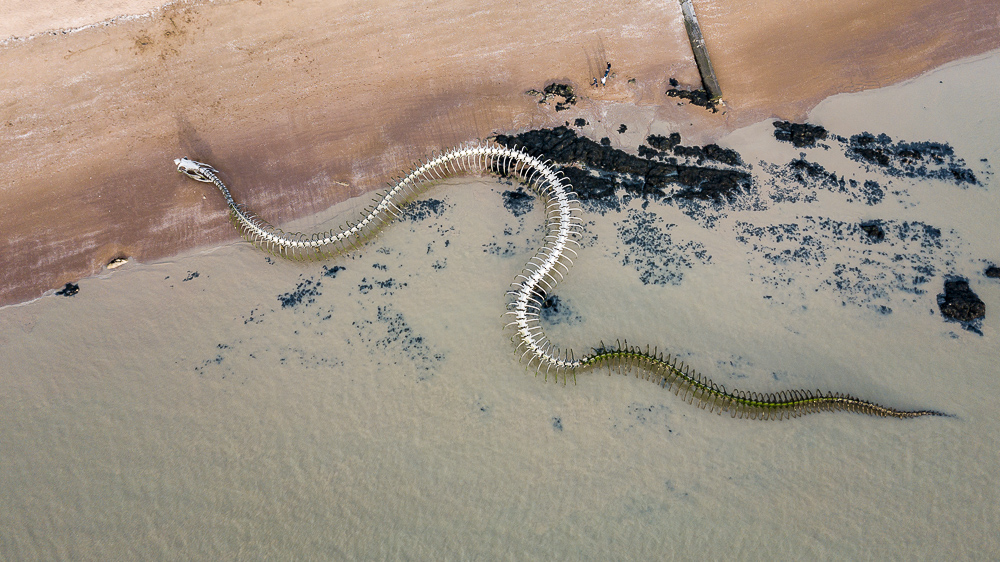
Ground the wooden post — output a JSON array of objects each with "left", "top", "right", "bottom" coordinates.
[{"left": 679, "top": 0, "right": 722, "bottom": 101}]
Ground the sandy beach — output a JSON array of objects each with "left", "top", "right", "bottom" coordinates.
[{"left": 2, "top": 0, "right": 998, "bottom": 307}]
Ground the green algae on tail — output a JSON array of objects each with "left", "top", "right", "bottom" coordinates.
[{"left": 580, "top": 341, "right": 948, "bottom": 420}]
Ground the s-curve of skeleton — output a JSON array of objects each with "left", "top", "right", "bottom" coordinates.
[{"left": 175, "top": 143, "right": 946, "bottom": 421}]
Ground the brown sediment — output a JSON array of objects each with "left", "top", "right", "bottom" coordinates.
[
  {"left": 0, "top": 0, "right": 696, "bottom": 307},
  {"left": 695, "top": 0, "right": 1000, "bottom": 121},
  {"left": 1, "top": 0, "right": 998, "bottom": 308}
]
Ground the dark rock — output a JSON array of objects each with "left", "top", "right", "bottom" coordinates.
[
  {"left": 773, "top": 121, "right": 828, "bottom": 148},
  {"left": 618, "top": 124, "right": 627, "bottom": 133},
  {"left": 860, "top": 221, "right": 885, "bottom": 241},
  {"left": 665, "top": 88, "right": 718, "bottom": 112},
  {"left": 557, "top": 167, "right": 617, "bottom": 201},
  {"left": 543, "top": 83, "right": 576, "bottom": 111},
  {"left": 55, "top": 282, "right": 79, "bottom": 297},
  {"left": 323, "top": 265, "right": 346, "bottom": 278},
  {"left": 985, "top": 265, "right": 1000, "bottom": 278},
  {"left": 673, "top": 143, "right": 744, "bottom": 167},
  {"left": 600, "top": 137, "right": 611, "bottom": 146},
  {"left": 647, "top": 133, "right": 681, "bottom": 152},
  {"left": 669, "top": 77, "right": 679, "bottom": 87},
  {"left": 574, "top": 118, "right": 587, "bottom": 127},
  {"left": 637, "top": 145, "right": 658, "bottom": 159},
  {"left": 543, "top": 83, "right": 575, "bottom": 101},
  {"left": 493, "top": 126, "right": 750, "bottom": 203},
  {"left": 937, "top": 277, "right": 985, "bottom": 332}
]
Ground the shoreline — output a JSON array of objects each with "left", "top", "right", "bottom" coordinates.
[{"left": 2, "top": 0, "right": 998, "bottom": 309}]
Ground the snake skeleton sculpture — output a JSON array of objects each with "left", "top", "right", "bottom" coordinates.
[{"left": 175, "top": 142, "right": 945, "bottom": 420}]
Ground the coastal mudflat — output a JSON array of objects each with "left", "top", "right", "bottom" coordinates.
[{"left": 2, "top": 0, "right": 998, "bottom": 307}]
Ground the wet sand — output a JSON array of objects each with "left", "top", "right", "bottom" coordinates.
[{"left": 1, "top": 0, "right": 998, "bottom": 309}]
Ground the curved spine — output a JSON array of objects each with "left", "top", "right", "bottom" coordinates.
[{"left": 174, "top": 143, "right": 946, "bottom": 421}]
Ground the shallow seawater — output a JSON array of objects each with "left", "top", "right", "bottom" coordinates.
[{"left": 2, "top": 53, "right": 999, "bottom": 558}]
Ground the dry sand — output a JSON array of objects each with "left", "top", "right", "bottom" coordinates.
[{"left": 1, "top": 0, "right": 998, "bottom": 308}]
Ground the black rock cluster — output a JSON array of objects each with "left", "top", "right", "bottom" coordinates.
[
  {"left": 772, "top": 121, "right": 828, "bottom": 148},
  {"left": 493, "top": 126, "right": 750, "bottom": 203},
  {"left": 665, "top": 88, "right": 718, "bottom": 112},
  {"left": 55, "top": 282, "right": 79, "bottom": 297},
  {"left": 937, "top": 277, "right": 986, "bottom": 333}
]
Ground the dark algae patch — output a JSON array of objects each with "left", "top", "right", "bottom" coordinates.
[
  {"left": 539, "top": 295, "right": 582, "bottom": 325},
  {"left": 403, "top": 198, "right": 447, "bottom": 222},
  {"left": 323, "top": 265, "right": 345, "bottom": 278},
  {"left": 844, "top": 132, "right": 979, "bottom": 185},
  {"left": 615, "top": 209, "right": 711, "bottom": 285},
  {"left": 735, "top": 217, "right": 950, "bottom": 312},
  {"left": 501, "top": 188, "right": 535, "bottom": 217},
  {"left": 278, "top": 275, "right": 322, "bottom": 308},
  {"left": 764, "top": 158, "right": 884, "bottom": 205},
  {"left": 937, "top": 277, "right": 985, "bottom": 334}
]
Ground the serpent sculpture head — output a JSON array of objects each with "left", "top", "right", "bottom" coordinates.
[{"left": 174, "top": 157, "right": 217, "bottom": 183}]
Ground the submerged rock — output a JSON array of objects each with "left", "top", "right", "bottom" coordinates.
[
  {"left": 985, "top": 265, "right": 1000, "bottom": 278},
  {"left": 526, "top": 83, "right": 577, "bottom": 111},
  {"left": 55, "top": 282, "right": 80, "bottom": 297},
  {"left": 859, "top": 221, "right": 886, "bottom": 242},
  {"left": 773, "top": 121, "right": 828, "bottom": 148},
  {"left": 937, "top": 277, "right": 985, "bottom": 333},
  {"left": 665, "top": 87, "right": 718, "bottom": 112}
]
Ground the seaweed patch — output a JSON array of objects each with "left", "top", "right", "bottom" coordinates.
[
  {"left": 843, "top": 132, "right": 978, "bottom": 185},
  {"left": 539, "top": 295, "right": 583, "bottom": 326},
  {"left": 278, "top": 275, "right": 322, "bottom": 308},
  {"left": 351, "top": 305, "right": 445, "bottom": 380},
  {"left": 735, "top": 217, "right": 953, "bottom": 311},
  {"left": 403, "top": 198, "right": 448, "bottom": 222},
  {"left": 615, "top": 209, "right": 711, "bottom": 285}
]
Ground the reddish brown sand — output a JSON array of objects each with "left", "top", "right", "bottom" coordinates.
[{"left": 1, "top": 0, "right": 998, "bottom": 307}]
